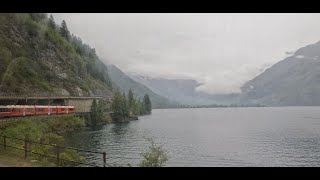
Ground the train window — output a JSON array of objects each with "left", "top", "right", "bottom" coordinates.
[{"left": 61, "top": 108, "right": 65, "bottom": 111}]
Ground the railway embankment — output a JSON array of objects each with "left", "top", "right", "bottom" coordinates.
[{"left": 0, "top": 116, "right": 85, "bottom": 166}]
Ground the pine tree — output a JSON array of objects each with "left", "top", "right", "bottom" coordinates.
[
  {"left": 48, "top": 14, "right": 56, "bottom": 30},
  {"left": 90, "top": 99, "right": 98, "bottom": 126},
  {"left": 122, "top": 93, "right": 129, "bottom": 119},
  {"left": 60, "top": 20, "right": 70, "bottom": 41},
  {"left": 29, "top": 13, "right": 47, "bottom": 22},
  {"left": 97, "top": 100, "right": 104, "bottom": 123},
  {"left": 128, "top": 88, "right": 134, "bottom": 111},
  {"left": 143, "top": 94, "right": 152, "bottom": 114},
  {"left": 111, "top": 90, "right": 123, "bottom": 122},
  {"left": 138, "top": 98, "right": 146, "bottom": 115}
]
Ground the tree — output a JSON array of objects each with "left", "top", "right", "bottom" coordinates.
[
  {"left": 128, "top": 89, "right": 134, "bottom": 111},
  {"left": 139, "top": 138, "right": 169, "bottom": 167},
  {"left": 48, "top": 14, "right": 56, "bottom": 30},
  {"left": 29, "top": 13, "right": 47, "bottom": 22},
  {"left": 143, "top": 94, "right": 152, "bottom": 114},
  {"left": 138, "top": 98, "right": 146, "bottom": 115},
  {"left": 90, "top": 99, "right": 98, "bottom": 126},
  {"left": 111, "top": 90, "right": 124, "bottom": 122},
  {"left": 60, "top": 20, "right": 70, "bottom": 41},
  {"left": 121, "top": 93, "right": 129, "bottom": 119}
]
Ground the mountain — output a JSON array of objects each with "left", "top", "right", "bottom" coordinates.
[
  {"left": 106, "top": 64, "right": 178, "bottom": 108},
  {"left": 240, "top": 41, "right": 320, "bottom": 106},
  {"left": 0, "top": 13, "right": 112, "bottom": 97},
  {"left": 0, "top": 13, "right": 178, "bottom": 109},
  {"left": 130, "top": 75, "right": 239, "bottom": 105}
]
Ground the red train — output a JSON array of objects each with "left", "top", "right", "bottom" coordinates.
[{"left": 0, "top": 105, "right": 75, "bottom": 118}]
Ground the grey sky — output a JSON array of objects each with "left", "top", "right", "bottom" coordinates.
[{"left": 53, "top": 13, "right": 320, "bottom": 94}]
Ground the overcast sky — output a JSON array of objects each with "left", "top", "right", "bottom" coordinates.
[{"left": 53, "top": 13, "right": 320, "bottom": 94}]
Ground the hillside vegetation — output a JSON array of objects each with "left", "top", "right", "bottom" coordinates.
[
  {"left": 107, "top": 64, "right": 178, "bottom": 108},
  {"left": 0, "top": 13, "right": 112, "bottom": 96}
]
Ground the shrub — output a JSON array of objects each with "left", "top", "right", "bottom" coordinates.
[{"left": 138, "top": 138, "right": 169, "bottom": 167}]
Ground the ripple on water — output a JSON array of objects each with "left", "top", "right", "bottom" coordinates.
[{"left": 64, "top": 107, "right": 320, "bottom": 166}]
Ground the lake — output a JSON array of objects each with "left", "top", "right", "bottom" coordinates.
[{"left": 64, "top": 107, "right": 320, "bottom": 167}]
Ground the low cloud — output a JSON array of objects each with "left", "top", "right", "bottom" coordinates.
[{"left": 53, "top": 13, "right": 320, "bottom": 94}]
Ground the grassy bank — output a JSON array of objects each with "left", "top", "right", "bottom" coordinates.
[
  {"left": 0, "top": 115, "right": 85, "bottom": 167},
  {"left": 0, "top": 148, "right": 46, "bottom": 167},
  {"left": 0, "top": 115, "right": 170, "bottom": 167}
]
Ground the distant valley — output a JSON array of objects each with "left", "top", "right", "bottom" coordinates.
[{"left": 130, "top": 75, "right": 240, "bottom": 106}]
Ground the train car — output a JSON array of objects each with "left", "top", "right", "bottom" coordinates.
[
  {"left": 10, "top": 105, "right": 27, "bottom": 117},
  {"left": 56, "top": 106, "right": 66, "bottom": 114},
  {"left": 9, "top": 105, "right": 35, "bottom": 117},
  {"left": 0, "top": 106, "right": 12, "bottom": 118},
  {"left": 24, "top": 106, "right": 36, "bottom": 116},
  {"left": 0, "top": 105, "right": 75, "bottom": 118},
  {"left": 48, "top": 106, "right": 58, "bottom": 115},
  {"left": 34, "top": 105, "right": 49, "bottom": 116},
  {"left": 67, "top": 106, "right": 75, "bottom": 114}
]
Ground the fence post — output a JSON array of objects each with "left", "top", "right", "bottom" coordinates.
[
  {"left": 24, "top": 139, "right": 28, "bottom": 159},
  {"left": 103, "top": 152, "right": 106, "bottom": 167},
  {"left": 3, "top": 136, "right": 6, "bottom": 150},
  {"left": 56, "top": 146, "right": 60, "bottom": 167}
]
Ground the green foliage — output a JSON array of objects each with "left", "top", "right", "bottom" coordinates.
[
  {"left": 90, "top": 99, "right": 98, "bottom": 126},
  {"left": 121, "top": 92, "right": 129, "bottom": 118},
  {"left": 0, "top": 13, "right": 113, "bottom": 95},
  {"left": 138, "top": 138, "right": 169, "bottom": 167},
  {"left": 107, "top": 64, "right": 177, "bottom": 109},
  {"left": 90, "top": 99, "right": 111, "bottom": 126},
  {"left": 0, "top": 47, "right": 13, "bottom": 80},
  {"left": 1, "top": 57, "right": 54, "bottom": 93},
  {"left": 48, "top": 14, "right": 56, "bottom": 30},
  {"left": 128, "top": 88, "right": 134, "bottom": 110},
  {"left": 110, "top": 89, "right": 152, "bottom": 122},
  {"left": 143, "top": 94, "right": 152, "bottom": 114},
  {"left": 60, "top": 20, "right": 70, "bottom": 41},
  {"left": 1, "top": 116, "right": 85, "bottom": 166},
  {"left": 111, "top": 90, "right": 125, "bottom": 122},
  {"left": 29, "top": 13, "right": 47, "bottom": 23}
]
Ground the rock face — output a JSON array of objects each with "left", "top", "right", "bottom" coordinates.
[
  {"left": 240, "top": 41, "right": 320, "bottom": 106},
  {"left": 0, "top": 14, "right": 112, "bottom": 97}
]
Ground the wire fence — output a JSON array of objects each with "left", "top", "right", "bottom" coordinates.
[{"left": 0, "top": 135, "right": 108, "bottom": 167}]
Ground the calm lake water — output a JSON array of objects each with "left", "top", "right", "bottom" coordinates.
[{"left": 64, "top": 107, "right": 320, "bottom": 167}]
